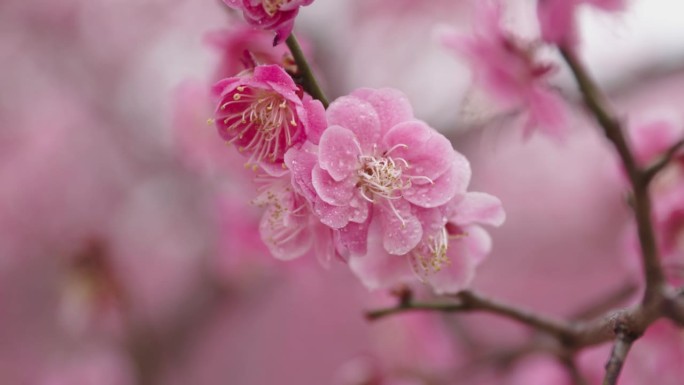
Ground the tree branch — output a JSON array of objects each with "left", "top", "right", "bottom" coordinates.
[
  {"left": 286, "top": 34, "right": 329, "bottom": 108},
  {"left": 602, "top": 327, "right": 636, "bottom": 385},
  {"left": 559, "top": 47, "right": 665, "bottom": 302},
  {"left": 643, "top": 138, "right": 684, "bottom": 184},
  {"left": 367, "top": 290, "right": 577, "bottom": 340}
]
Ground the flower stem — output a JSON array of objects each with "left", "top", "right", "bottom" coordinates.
[{"left": 286, "top": 34, "right": 329, "bottom": 108}]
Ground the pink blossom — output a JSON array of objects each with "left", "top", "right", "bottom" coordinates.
[
  {"left": 253, "top": 171, "right": 337, "bottom": 265},
  {"left": 222, "top": 0, "right": 315, "bottom": 45},
  {"left": 204, "top": 25, "right": 295, "bottom": 79},
  {"left": 213, "top": 64, "right": 325, "bottom": 176},
  {"left": 287, "top": 88, "right": 471, "bottom": 257},
  {"left": 349, "top": 192, "right": 504, "bottom": 293},
  {"left": 537, "top": 0, "right": 627, "bottom": 48},
  {"left": 442, "top": 1, "right": 570, "bottom": 140}
]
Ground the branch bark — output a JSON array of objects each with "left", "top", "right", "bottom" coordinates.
[
  {"left": 559, "top": 46, "right": 665, "bottom": 303},
  {"left": 286, "top": 34, "right": 329, "bottom": 108},
  {"left": 602, "top": 327, "right": 636, "bottom": 385}
]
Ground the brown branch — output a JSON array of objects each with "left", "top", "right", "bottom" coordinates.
[
  {"left": 367, "top": 290, "right": 576, "bottom": 340},
  {"left": 643, "top": 138, "right": 684, "bottom": 184},
  {"left": 559, "top": 46, "right": 665, "bottom": 303},
  {"left": 602, "top": 327, "right": 636, "bottom": 385}
]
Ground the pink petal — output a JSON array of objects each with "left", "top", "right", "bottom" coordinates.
[
  {"left": 327, "top": 95, "right": 381, "bottom": 151},
  {"left": 379, "top": 201, "right": 423, "bottom": 255},
  {"left": 537, "top": 0, "right": 578, "bottom": 46},
  {"left": 351, "top": 88, "right": 414, "bottom": 135},
  {"left": 336, "top": 220, "right": 371, "bottom": 259},
  {"left": 383, "top": 121, "right": 465, "bottom": 182},
  {"left": 302, "top": 97, "right": 327, "bottom": 145},
  {"left": 524, "top": 87, "right": 570, "bottom": 142},
  {"left": 348, "top": 223, "right": 415, "bottom": 290},
  {"left": 318, "top": 125, "right": 361, "bottom": 182},
  {"left": 311, "top": 165, "right": 355, "bottom": 206},
  {"left": 427, "top": 225, "right": 492, "bottom": 295},
  {"left": 449, "top": 192, "right": 505, "bottom": 227},
  {"left": 259, "top": 207, "right": 313, "bottom": 260},
  {"left": 284, "top": 145, "right": 317, "bottom": 201},
  {"left": 403, "top": 157, "right": 469, "bottom": 208}
]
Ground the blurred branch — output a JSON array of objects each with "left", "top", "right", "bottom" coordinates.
[
  {"left": 560, "top": 46, "right": 665, "bottom": 304},
  {"left": 367, "top": 290, "right": 577, "bottom": 341},
  {"left": 602, "top": 326, "right": 636, "bottom": 385},
  {"left": 643, "top": 138, "right": 684, "bottom": 184},
  {"left": 286, "top": 34, "right": 329, "bottom": 108}
]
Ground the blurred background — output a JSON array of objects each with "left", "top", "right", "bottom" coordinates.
[{"left": 2, "top": 0, "right": 684, "bottom": 384}]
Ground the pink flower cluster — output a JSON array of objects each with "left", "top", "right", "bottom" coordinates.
[
  {"left": 223, "top": 0, "right": 315, "bottom": 45},
  {"left": 213, "top": 64, "right": 504, "bottom": 293}
]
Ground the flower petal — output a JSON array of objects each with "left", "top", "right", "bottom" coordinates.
[
  {"left": 426, "top": 225, "right": 491, "bottom": 295},
  {"left": 351, "top": 88, "right": 414, "bottom": 135},
  {"left": 318, "top": 125, "right": 361, "bottom": 182},
  {"left": 311, "top": 165, "right": 355, "bottom": 206},
  {"left": 449, "top": 192, "right": 505, "bottom": 227},
  {"left": 379, "top": 201, "right": 423, "bottom": 255},
  {"left": 284, "top": 145, "right": 317, "bottom": 201},
  {"left": 403, "top": 160, "right": 466, "bottom": 208},
  {"left": 349, "top": 222, "right": 415, "bottom": 290},
  {"left": 327, "top": 95, "right": 381, "bottom": 151}
]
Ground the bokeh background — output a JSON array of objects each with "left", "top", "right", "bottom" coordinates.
[{"left": 2, "top": 0, "right": 684, "bottom": 384}]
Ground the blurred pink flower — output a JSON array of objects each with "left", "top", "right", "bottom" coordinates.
[
  {"left": 223, "top": 0, "right": 315, "bottom": 45},
  {"left": 442, "top": 0, "right": 570, "bottom": 141},
  {"left": 213, "top": 64, "right": 325, "bottom": 176},
  {"left": 254, "top": 172, "right": 337, "bottom": 264},
  {"left": 537, "top": 0, "right": 627, "bottom": 49},
  {"left": 205, "top": 25, "right": 295, "bottom": 79}
]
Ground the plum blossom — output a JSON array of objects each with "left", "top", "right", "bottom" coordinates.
[
  {"left": 222, "top": 0, "right": 315, "bottom": 45},
  {"left": 287, "top": 88, "right": 471, "bottom": 257},
  {"left": 442, "top": 0, "right": 570, "bottom": 140},
  {"left": 349, "top": 192, "right": 504, "bottom": 293},
  {"left": 213, "top": 64, "right": 325, "bottom": 176},
  {"left": 253, "top": 171, "right": 337, "bottom": 264},
  {"left": 205, "top": 25, "right": 295, "bottom": 79},
  {"left": 537, "top": 0, "right": 627, "bottom": 49}
]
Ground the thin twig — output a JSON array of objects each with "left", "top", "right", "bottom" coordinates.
[
  {"left": 602, "top": 327, "right": 636, "bottom": 385},
  {"left": 366, "top": 290, "right": 577, "bottom": 340},
  {"left": 560, "top": 47, "right": 665, "bottom": 303},
  {"left": 286, "top": 34, "right": 329, "bottom": 108},
  {"left": 643, "top": 138, "right": 684, "bottom": 184}
]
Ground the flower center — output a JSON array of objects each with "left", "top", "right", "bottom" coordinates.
[
  {"left": 357, "top": 154, "right": 409, "bottom": 202},
  {"left": 262, "top": 0, "right": 289, "bottom": 16},
  {"left": 220, "top": 85, "right": 298, "bottom": 164},
  {"left": 413, "top": 227, "right": 450, "bottom": 275}
]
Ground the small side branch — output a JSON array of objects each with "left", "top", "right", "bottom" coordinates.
[
  {"left": 366, "top": 290, "right": 577, "bottom": 340},
  {"left": 602, "top": 327, "right": 636, "bottom": 385},
  {"left": 286, "top": 34, "right": 330, "bottom": 108},
  {"left": 643, "top": 138, "right": 684, "bottom": 184}
]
